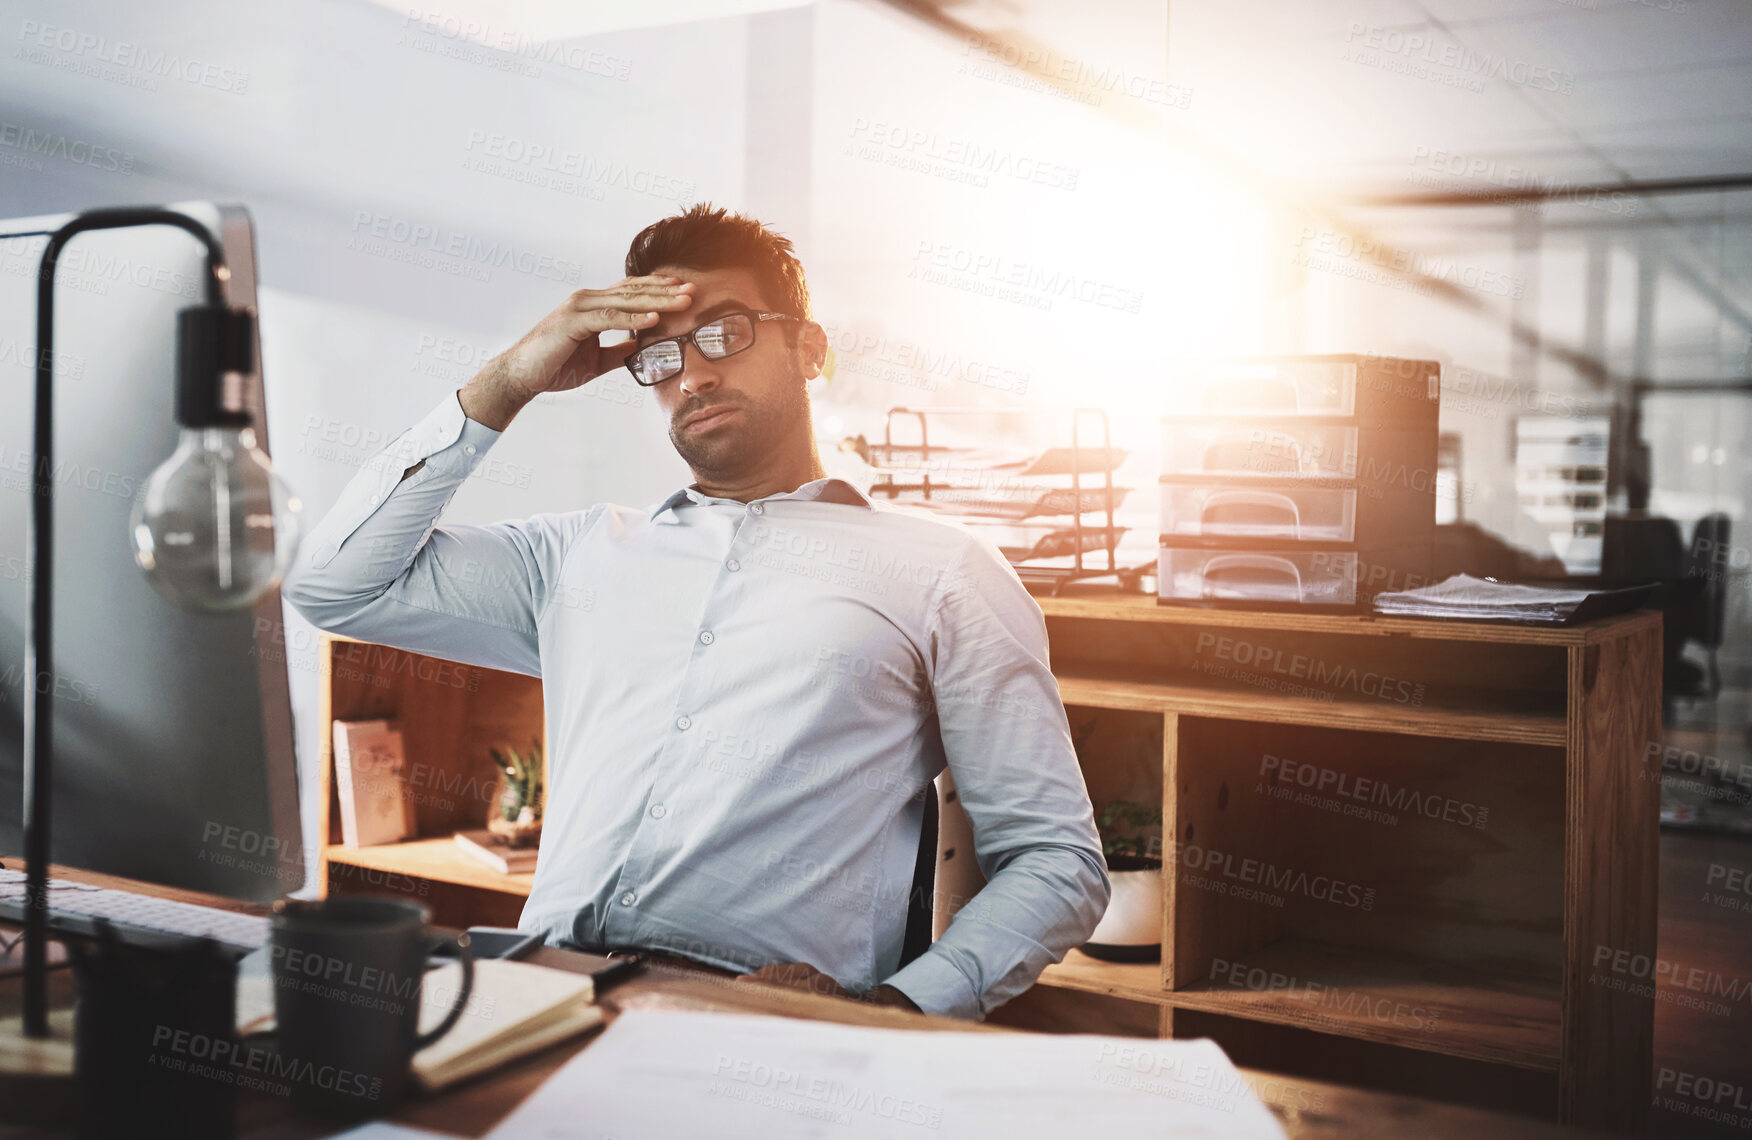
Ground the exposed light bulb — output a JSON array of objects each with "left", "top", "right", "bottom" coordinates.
[
  {"left": 128, "top": 305, "right": 299, "bottom": 612},
  {"left": 131, "top": 424, "right": 301, "bottom": 612}
]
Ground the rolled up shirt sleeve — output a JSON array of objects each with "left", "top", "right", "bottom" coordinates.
[
  {"left": 880, "top": 537, "right": 1110, "bottom": 1019},
  {"left": 281, "top": 391, "right": 584, "bottom": 677}
]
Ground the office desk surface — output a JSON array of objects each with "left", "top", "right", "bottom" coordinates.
[{"left": 0, "top": 863, "right": 1606, "bottom": 1140}]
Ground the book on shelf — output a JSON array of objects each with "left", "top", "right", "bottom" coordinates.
[
  {"left": 332, "top": 719, "right": 415, "bottom": 848},
  {"left": 454, "top": 828, "right": 539, "bottom": 874}
]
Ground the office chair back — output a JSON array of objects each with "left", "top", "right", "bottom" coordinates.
[
  {"left": 1688, "top": 514, "right": 1731, "bottom": 642},
  {"left": 898, "top": 771, "right": 988, "bottom": 969},
  {"left": 1687, "top": 513, "right": 1731, "bottom": 695},
  {"left": 899, "top": 782, "right": 938, "bottom": 968}
]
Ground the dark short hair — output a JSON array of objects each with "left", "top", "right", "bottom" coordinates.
[{"left": 625, "top": 203, "right": 810, "bottom": 320}]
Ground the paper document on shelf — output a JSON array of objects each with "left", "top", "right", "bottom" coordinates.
[
  {"left": 485, "top": 1008, "right": 1287, "bottom": 1139},
  {"left": 1373, "top": 573, "right": 1598, "bottom": 622}
]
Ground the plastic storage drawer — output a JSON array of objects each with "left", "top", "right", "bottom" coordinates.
[
  {"left": 1170, "top": 359, "right": 1358, "bottom": 417},
  {"left": 1160, "top": 421, "right": 1359, "bottom": 479},
  {"left": 1160, "top": 481, "right": 1358, "bottom": 542},
  {"left": 1156, "top": 547, "right": 1357, "bottom": 606}
]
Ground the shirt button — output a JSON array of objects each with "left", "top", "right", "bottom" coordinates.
[
  {"left": 464, "top": 444, "right": 477, "bottom": 455},
  {"left": 698, "top": 631, "right": 714, "bottom": 645},
  {"left": 725, "top": 559, "right": 741, "bottom": 572},
  {"left": 649, "top": 804, "right": 667, "bottom": 820},
  {"left": 675, "top": 715, "right": 692, "bottom": 731},
  {"left": 619, "top": 891, "right": 636, "bottom": 906},
  {"left": 751, "top": 503, "right": 764, "bottom": 515}
]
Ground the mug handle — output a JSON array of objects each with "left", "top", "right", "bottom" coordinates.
[{"left": 412, "top": 932, "right": 475, "bottom": 1051}]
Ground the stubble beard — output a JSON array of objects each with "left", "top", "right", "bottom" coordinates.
[{"left": 668, "top": 367, "right": 813, "bottom": 481}]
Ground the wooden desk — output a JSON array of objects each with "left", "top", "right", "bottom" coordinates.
[{"left": 0, "top": 864, "right": 1609, "bottom": 1139}]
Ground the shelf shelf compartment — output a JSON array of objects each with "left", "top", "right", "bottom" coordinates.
[
  {"left": 1039, "top": 948, "right": 1168, "bottom": 1005},
  {"left": 1167, "top": 937, "right": 1560, "bottom": 1071},
  {"left": 1056, "top": 664, "right": 1565, "bottom": 746},
  {"left": 1039, "top": 939, "right": 1559, "bottom": 1072},
  {"left": 323, "top": 836, "right": 534, "bottom": 897}
]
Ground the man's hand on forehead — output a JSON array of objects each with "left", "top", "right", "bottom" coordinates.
[{"left": 458, "top": 274, "right": 695, "bottom": 429}]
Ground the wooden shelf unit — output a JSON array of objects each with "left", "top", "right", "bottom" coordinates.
[
  {"left": 1032, "top": 592, "right": 1660, "bottom": 1133},
  {"left": 315, "top": 633, "right": 544, "bottom": 928},
  {"left": 313, "top": 595, "right": 1660, "bottom": 1132}
]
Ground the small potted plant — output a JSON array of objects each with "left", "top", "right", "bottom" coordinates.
[
  {"left": 486, "top": 741, "right": 544, "bottom": 848},
  {"left": 1084, "top": 798, "right": 1164, "bottom": 962}
]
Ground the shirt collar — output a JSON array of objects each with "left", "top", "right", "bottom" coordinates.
[{"left": 649, "top": 476, "right": 874, "bottom": 521}]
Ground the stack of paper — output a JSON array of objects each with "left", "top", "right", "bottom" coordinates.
[
  {"left": 1374, "top": 573, "right": 1599, "bottom": 623},
  {"left": 486, "top": 1008, "right": 1288, "bottom": 1139}
]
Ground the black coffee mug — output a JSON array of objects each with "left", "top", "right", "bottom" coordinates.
[{"left": 269, "top": 897, "right": 473, "bottom": 1117}]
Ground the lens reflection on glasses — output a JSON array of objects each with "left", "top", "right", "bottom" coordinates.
[{"left": 630, "top": 313, "right": 761, "bottom": 385}]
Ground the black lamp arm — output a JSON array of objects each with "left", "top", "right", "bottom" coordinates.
[{"left": 21, "top": 207, "right": 234, "bottom": 1038}]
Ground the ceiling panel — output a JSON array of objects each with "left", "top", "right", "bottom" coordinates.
[{"left": 1144, "top": 0, "right": 1752, "bottom": 194}]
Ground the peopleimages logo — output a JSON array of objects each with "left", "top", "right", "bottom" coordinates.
[
  {"left": 1342, "top": 23, "right": 1576, "bottom": 94},
  {"left": 1657, "top": 1068, "right": 1752, "bottom": 1125},
  {"left": 819, "top": 323, "right": 1030, "bottom": 395},
  {"left": 151, "top": 1025, "right": 380, "bottom": 1102},
  {"left": 462, "top": 130, "right": 696, "bottom": 203},
  {"left": 846, "top": 119, "right": 1080, "bottom": 191},
  {"left": 1590, "top": 943, "right": 1752, "bottom": 1017},
  {"left": 1195, "top": 631, "right": 1426, "bottom": 706},
  {"left": 398, "top": 8, "right": 632, "bottom": 80},
  {"left": 15, "top": 20, "right": 251, "bottom": 94},
  {"left": 909, "top": 240, "right": 1145, "bottom": 314},
  {"left": 1168, "top": 839, "right": 1377, "bottom": 910},
  {"left": 710, "top": 1054, "right": 944, "bottom": 1130},
  {"left": 958, "top": 35, "right": 1193, "bottom": 110},
  {"left": 1260, "top": 754, "right": 1489, "bottom": 830},
  {"left": 1207, "top": 957, "right": 1440, "bottom": 1033},
  {"left": 0, "top": 120, "right": 133, "bottom": 175},
  {"left": 1293, "top": 226, "right": 1525, "bottom": 299},
  {"left": 1406, "top": 145, "right": 1639, "bottom": 217},
  {"left": 347, "top": 212, "right": 585, "bottom": 285}
]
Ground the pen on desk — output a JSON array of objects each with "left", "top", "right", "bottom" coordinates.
[{"left": 591, "top": 953, "right": 647, "bottom": 992}]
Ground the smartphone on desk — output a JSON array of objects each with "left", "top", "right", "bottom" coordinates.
[{"left": 448, "top": 926, "right": 545, "bottom": 960}]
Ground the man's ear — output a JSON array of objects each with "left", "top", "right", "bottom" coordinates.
[{"left": 796, "top": 320, "right": 828, "bottom": 380}]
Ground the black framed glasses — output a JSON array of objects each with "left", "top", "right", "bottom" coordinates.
[{"left": 624, "top": 309, "right": 798, "bottom": 386}]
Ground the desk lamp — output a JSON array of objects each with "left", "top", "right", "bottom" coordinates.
[{"left": 14, "top": 206, "right": 300, "bottom": 1042}]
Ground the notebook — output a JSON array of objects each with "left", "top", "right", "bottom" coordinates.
[
  {"left": 235, "top": 955, "right": 603, "bottom": 1090},
  {"left": 413, "top": 959, "right": 603, "bottom": 1090}
]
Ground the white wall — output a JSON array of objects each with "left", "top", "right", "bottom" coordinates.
[{"left": 0, "top": 0, "right": 808, "bottom": 885}]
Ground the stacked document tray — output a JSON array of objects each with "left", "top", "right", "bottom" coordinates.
[
  {"left": 1157, "top": 355, "right": 1440, "bottom": 611},
  {"left": 870, "top": 408, "right": 1148, "bottom": 594}
]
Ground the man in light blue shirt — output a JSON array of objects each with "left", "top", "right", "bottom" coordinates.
[{"left": 283, "top": 204, "right": 1108, "bottom": 1019}]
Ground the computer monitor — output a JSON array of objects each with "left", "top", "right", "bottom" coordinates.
[{"left": 0, "top": 202, "right": 302, "bottom": 902}]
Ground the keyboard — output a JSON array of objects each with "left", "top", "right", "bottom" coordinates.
[{"left": 0, "top": 869, "right": 269, "bottom": 954}]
